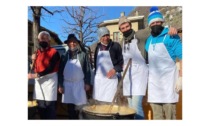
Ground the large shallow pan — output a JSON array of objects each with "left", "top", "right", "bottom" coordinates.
[{"left": 82, "top": 105, "right": 136, "bottom": 120}]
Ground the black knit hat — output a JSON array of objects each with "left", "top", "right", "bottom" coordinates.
[{"left": 64, "top": 34, "right": 78, "bottom": 44}]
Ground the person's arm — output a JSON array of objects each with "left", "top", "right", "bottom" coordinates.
[
  {"left": 144, "top": 35, "right": 152, "bottom": 53},
  {"left": 175, "top": 59, "right": 182, "bottom": 92},
  {"left": 136, "top": 37, "right": 148, "bottom": 63},
  {"left": 174, "top": 37, "right": 182, "bottom": 78},
  {"left": 170, "top": 35, "right": 182, "bottom": 92},
  {"left": 174, "top": 35, "right": 182, "bottom": 77},
  {"left": 84, "top": 53, "right": 91, "bottom": 91},
  {"left": 84, "top": 53, "right": 91, "bottom": 85},
  {"left": 37, "top": 51, "right": 60, "bottom": 77},
  {"left": 58, "top": 54, "right": 66, "bottom": 88},
  {"left": 58, "top": 53, "right": 67, "bottom": 94},
  {"left": 179, "top": 60, "right": 182, "bottom": 77},
  {"left": 94, "top": 44, "right": 99, "bottom": 72},
  {"left": 135, "top": 30, "right": 150, "bottom": 60},
  {"left": 107, "top": 43, "right": 123, "bottom": 79},
  {"left": 171, "top": 35, "right": 182, "bottom": 61},
  {"left": 113, "top": 43, "right": 123, "bottom": 73}
]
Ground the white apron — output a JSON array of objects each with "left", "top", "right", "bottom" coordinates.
[
  {"left": 62, "top": 54, "right": 87, "bottom": 105},
  {"left": 148, "top": 35, "right": 179, "bottom": 103},
  {"left": 33, "top": 72, "right": 58, "bottom": 101},
  {"left": 122, "top": 35, "right": 148, "bottom": 96},
  {"left": 93, "top": 48, "right": 118, "bottom": 102}
]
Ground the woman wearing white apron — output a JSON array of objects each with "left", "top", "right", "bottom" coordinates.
[
  {"left": 58, "top": 34, "right": 91, "bottom": 119},
  {"left": 28, "top": 31, "right": 60, "bottom": 119},
  {"left": 145, "top": 7, "right": 182, "bottom": 120},
  {"left": 93, "top": 27, "right": 123, "bottom": 104}
]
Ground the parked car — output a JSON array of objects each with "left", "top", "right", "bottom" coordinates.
[{"left": 51, "top": 44, "right": 68, "bottom": 57}]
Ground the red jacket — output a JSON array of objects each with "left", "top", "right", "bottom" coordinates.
[{"left": 34, "top": 47, "right": 59, "bottom": 74}]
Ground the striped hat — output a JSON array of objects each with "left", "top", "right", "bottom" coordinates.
[
  {"left": 148, "top": 6, "right": 164, "bottom": 26},
  {"left": 118, "top": 16, "right": 131, "bottom": 28}
]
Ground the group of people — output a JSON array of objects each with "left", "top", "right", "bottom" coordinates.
[{"left": 28, "top": 6, "right": 182, "bottom": 120}]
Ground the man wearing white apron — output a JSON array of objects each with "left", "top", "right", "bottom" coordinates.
[
  {"left": 118, "top": 14, "right": 178, "bottom": 119},
  {"left": 145, "top": 6, "right": 182, "bottom": 120},
  {"left": 28, "top": 31, "right": 60, "bottom": 119},
  {"left": 118, "top": 16, "right": 148, "bottom": 119},
  {"left": 58, "top": 34, "right": 91, "bottom": 119},
  {"left": 93, "top": 27, "right": 123, "bottom": 104}
]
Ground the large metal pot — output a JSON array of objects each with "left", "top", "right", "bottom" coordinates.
[{"left": 82, "top": 105, "right": 136, "bottom": 120}]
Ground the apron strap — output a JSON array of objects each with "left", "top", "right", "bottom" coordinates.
[
  {"left": 123, "top": 34, "right": 137, "bottom": 53},
  {"left": 149, "top": 37, "right": 155, "bottom": 51},
  {"left": 150, "top": 35, "right": 167, "bottom": 51}
]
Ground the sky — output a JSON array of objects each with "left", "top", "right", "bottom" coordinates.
[{"left": 28, "top": 6, "right": 135, "bottom": 45}]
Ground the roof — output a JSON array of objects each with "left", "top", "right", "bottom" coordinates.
[{"left": 98, "top": 15, "right": 144, "bottom": 27}]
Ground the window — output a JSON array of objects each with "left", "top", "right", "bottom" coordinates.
[{"left": 113, "top": 32, "right": 120, "bottom": 42}]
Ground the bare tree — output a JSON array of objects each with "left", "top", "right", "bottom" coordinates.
[
  {"left": 62, "top": 6, "right": 104, "bottom": 45},
  {"left": 30, "top": 6, "right": 42, "bottom": 52}
]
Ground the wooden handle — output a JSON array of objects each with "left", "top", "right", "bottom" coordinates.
[
  {"left": 108, "top": 58, "right": 132, "bottom": 113},
  {"left": 148, "top": 110, "right": 152, "bottom": 120}
]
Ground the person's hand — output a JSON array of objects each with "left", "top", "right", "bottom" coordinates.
[
  {"left": 31, "top": 53, "right": 36, "bottom": 61},
  {"left": 175, "top": 77, "right": 182, "bottom": 93},
  {"left": 168, "top": 27, "right": 178, "bottom": 36},
  {"left": 85, "top": 84, "right": 90, "bottom": 91},
  {"left": 30, "top": 54, "right": 36, "bottom": 69},
  {"left": 106, "top": 69, "right": 116, "bottom": 79},
  {"left": 28, "top": 73, "right": 38, "bottom": 79},
  {"left": 58, "top": 87, "right": 64, "bottom": 94},
  {"left": 28, "top": 73, "right": 33, "bottom": 79}
]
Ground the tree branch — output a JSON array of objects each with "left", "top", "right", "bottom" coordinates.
[
  {"left": 62, "top": 6, "right": 104, "bottom": 44},
  {"left": 41, "top": 7, "right": 54, "bottom": 15}
]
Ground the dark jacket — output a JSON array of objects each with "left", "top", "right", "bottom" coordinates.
[
  {"left": 94, "top": 40, "right": 123, "bottom": 73},
  {"left": 58, "top": 48, "right": 91, "bottom": 88}
]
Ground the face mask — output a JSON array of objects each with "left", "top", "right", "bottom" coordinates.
[
  {"left": 151, "top": 25, "right": 164, "bottom": 37},
  {"left": 122, "top": 29, "right": 133, "bottom": 37},
  {"left": 39, "top": 41, "right": 49, "bottom": 49}
]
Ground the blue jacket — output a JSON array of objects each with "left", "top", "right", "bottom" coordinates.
[{"left": 145, "top": 27, "right": 182, "bottom": 62}]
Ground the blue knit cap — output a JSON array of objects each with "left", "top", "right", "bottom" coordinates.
[
  {"left": 148, "top": 6, "right": 164, "bottom": 26},
  {"left": 97, "top": 27, "right": 110, "bottom": 40}
]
